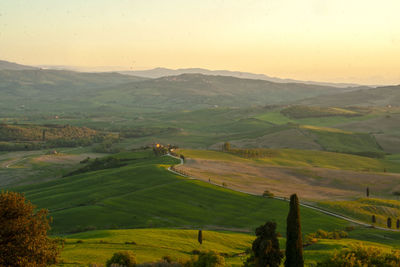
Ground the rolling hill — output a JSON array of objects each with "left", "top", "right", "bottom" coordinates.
[
  {"left": 98, "top": 73, "right": 358, "bottom": 111},
  {"left": 0, "top": 68, "right": 361, "bottom": 116},
  {"left": 10, "top": 151, "right": 349, "bottom": 234}
]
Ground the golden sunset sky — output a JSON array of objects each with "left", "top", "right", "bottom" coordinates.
[{"left": 1, "top": 0, "right": 399, "bottom": 84}]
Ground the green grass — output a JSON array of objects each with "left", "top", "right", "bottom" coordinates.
[
  {"left": 58, "top": 228, "right": 400, "bottom": 266},
  {"left": 306, "top": 128, "right": 383, "bottom": 154},
  {"left": 10, "top": 151, "right": 350, "bottom": 234},
  {"left": 60, "top": 229, "right": 253, "bottom": 266}
]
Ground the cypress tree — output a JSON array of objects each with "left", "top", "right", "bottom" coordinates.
[
  {"left": 366, "top": 187, "right": 369, "bottom": 197},
  {"left": 285, "top": 194, "right": 304, "bottom": 267},
  {"left": 387, "top": 217, "right": 392, "bottom": 228},
  {"left": 198, "top": 230, "right": 203, "bottom": 245},
  {"left": 397, "top": 219, "right": 400, "bottom": 229},
  {"left": 372, "top": 215, "right": 376, "bottom": 224}
]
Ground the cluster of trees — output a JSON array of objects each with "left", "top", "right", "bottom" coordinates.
[
  {"left": 0, "top": 124, "right": 99, "bottom": 142},
  {"left": 280, "top": 105, "right": 363, "bottom": 119},
  {"left": 119, "top": 127, "right": 180, "bottom": 138},
  {"left": 0, "top": 123, "right": 116, "bottom": 151},
  {"left": 65, "top": 156, "right": 126, "bottom": 177},
  {"left": 222, "top": 142, "right": 277, "bottom": 159}
]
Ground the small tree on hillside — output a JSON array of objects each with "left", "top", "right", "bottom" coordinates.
[
  {"left": 397, "top": 219, "right": 400, "bottom": 229},
  {"left": 0, "top": 191, "right": 60, "bottom": 266},
  {"left": 387, "top": 217, "right": 392, "bottom": 228},
  {"left": 366, "top": 187, "right": 370, "bottom": 198},
  {"left": 285, "top": 194, "right": 304, "bottom": 267},
  {"left": 372, "top": 215, "right": 376, "bottom": 224}
]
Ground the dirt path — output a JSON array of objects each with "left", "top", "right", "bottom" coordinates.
[{"left": 165, "top": 154, "right": 399, "bottom": 232}]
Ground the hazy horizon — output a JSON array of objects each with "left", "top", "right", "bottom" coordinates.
[{"left": 1, "top": 0, "right": 400, "bottom": 85}]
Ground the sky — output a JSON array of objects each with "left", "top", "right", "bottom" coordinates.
[{"left": 1, "top": 0, "right": 399, "bottom": 85}]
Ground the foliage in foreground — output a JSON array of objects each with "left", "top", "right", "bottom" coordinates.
[
  {"left": 244, "top": 221, "right": 283, "bottom": 267},
  {"left": 0, "top": 191, "right": 60, "bottom": 267},
  {"left": 317, "top": 244, "right": 400, "bottom": 267},
  {"left": 106, "top": 251, "right": 136, "bottom": 267}
]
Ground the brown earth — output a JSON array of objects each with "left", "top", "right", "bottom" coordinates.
[{"left": 176, "top": 158, "right": 400, "bottom": 202}]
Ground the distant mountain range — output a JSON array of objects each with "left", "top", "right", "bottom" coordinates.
[
  {"left": 1, "top": 59, "right": 399, "bottom": 116},
  {"left": 119, "top": 67, "right": 364, "bottom": 88},
  {"left": 0, "top": 60, "right": 375, "bottom": 88}
]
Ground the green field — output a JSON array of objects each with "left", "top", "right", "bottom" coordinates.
[{"left": 58, "top": 228, "right": 400, "bottom": 266}]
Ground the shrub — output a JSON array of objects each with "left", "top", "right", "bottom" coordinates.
[
  {"left": 262, "top": 190, "right": 274, "bottom": 198},
  {"left": 106, "top": 251, "right": 136, "bottom": 267},
  {"left": 186, "top": 251, "right": 225, "bottom": 267},
  {"left": 317, "top": 244, "right": 400, "bottom": 266}
]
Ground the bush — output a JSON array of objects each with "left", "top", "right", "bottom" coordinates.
[
  {"left": 106, "top": 251, "right": 136, "bottom": 267},
  {"left": 186, "top": 251, "right": 225, "bottom": 267},
  {"left": 304, "top": 229, "right": 348, "bottom": 246},
  {"left": 262, "top": 190, "right": 274, "bottom": 198},
  {"left": 317, "top": 244, "right": 400, "bottom": 266}
]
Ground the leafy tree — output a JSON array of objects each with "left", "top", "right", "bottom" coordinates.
[
  {"left": 0, "top": 191, "right": 60, "bottom": 267},
  {"left": 285, "top": 194, "right": 304, "bottom": 267},
  {"left": 106, "top": 251, "right": 136, "bottom": 267},
  {"left": 245, "top": 221, "right": 283, "bottom": 267}
]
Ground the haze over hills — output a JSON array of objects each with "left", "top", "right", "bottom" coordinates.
[
  {"left": 0, "top": 60, "right": 38, "bottom": 71},
  {"left": 298, "top": 85, "right": 400, "bottom": 107}
]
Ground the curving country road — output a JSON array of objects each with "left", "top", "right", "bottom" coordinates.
[{"left": 165, "top": 153, "right": 399, "bottom": 232}]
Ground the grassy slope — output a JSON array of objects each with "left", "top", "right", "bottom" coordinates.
[{"left": 11, "top": 151, "right": 349, "bottom": 234}]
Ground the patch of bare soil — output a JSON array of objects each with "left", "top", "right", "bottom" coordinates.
[{"left": 176, "top": 158, "right": 400, "bottom": 202}]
